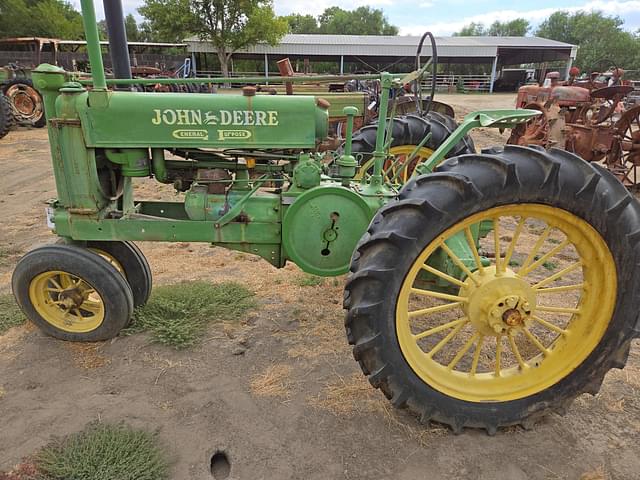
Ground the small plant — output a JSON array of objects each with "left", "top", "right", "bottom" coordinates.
[
  {"left": 508, "top": 259, "right": 521, "bottom": 267},
  {"left": 543, "top": 261, "right": 558, "bottom": 271},
  {"left": 0, "top": 293, "right": 25, "bottom": 335},
  {"left": 36, "top": 422, "right": 169, "bottom": 480},
  {"left": 295, "top": 274, "right": 324, "bottom": 287},
  {"left": 124, "top": 281, "right": 255, "bottom": 348}
]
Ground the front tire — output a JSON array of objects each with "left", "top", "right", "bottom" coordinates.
[
  {"left": 345, "top": 145, "right": 640, "bottom": 433},
  {"left": 12, "top": 244, "right": 134, "bottom": 341}
]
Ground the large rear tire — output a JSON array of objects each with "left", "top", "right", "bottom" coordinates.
[
  {"left": 350, "top": 114, "right": 475, "bottom": 184},
  {"left": 345, "top": 145, "right": 640, "bottom": 433},
  {"left": 2, "top": 79, "right": 46, "bottom": 128}
]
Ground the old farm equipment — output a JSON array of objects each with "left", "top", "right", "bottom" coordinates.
[
  {"left": 508, "top": 71, "right": 640, "bottom": 187},
  {"left": 11, "top": 0, "right": 640, "bottom": 434}
]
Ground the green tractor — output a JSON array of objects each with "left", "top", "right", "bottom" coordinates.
[{"left": 11, "top": 0, "right": 640, "bottom": 434}]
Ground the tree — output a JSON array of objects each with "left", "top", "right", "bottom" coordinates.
[
  {"left": 488, "top": 19, "right": 530, "bottom": 36},
  {"left": 0, "top": 0, "right": 84, "bottom": 39},
  {"left": 537, "top": 11, "right": 639, "bottom": 72},
  {"left": 283, "top": 13, "right": 318, "bottom": 34},
  {"left": 317, "top": 7, "right": 398, "bottom": 35},
  {"left": 453, "top": 22, "right": 486, "bottom": 36},
  {"left": 124, "top": 14, "right": 143, "bottom": 42},
  {"left": 454, "top": 19, "right": 529, "bottom": 37},
  {"left": 140, "top": 0, "right": 287, "bottom": 76}
]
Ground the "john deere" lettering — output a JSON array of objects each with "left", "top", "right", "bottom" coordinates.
[{"left": 151, "top": 109, "right": 279, "bottom": 127}]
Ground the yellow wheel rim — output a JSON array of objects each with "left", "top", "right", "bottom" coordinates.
[
  {"left": 90, "top": 248, "right": 124, "bottom": 274},
  {"left": 396, "top": 204, "right": 616, "bottom": 402},
  {"left": 354, "top": 145, "right": 434, "bottom": 184},
  {"left": 28, "top": 271, "right": 105, "bottom": 333}
]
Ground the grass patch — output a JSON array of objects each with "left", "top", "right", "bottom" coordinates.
[
  {"left": 295, "top": 274, "right": 324, "bottom": 287},
  {"left": 508, "top": 259, "right": 521, "bottom": 267},
  {"left": 0, "top": 294, "right": 25, "bottom": 335},
  {"left": 542, "top": 261, "right": 558, "bottom": 271},
  {"left": 124, "top": 281, "right": 255, "bottom": 349},
  {"left": 36, "top": 422, "right": 169, "bottom": 480}
]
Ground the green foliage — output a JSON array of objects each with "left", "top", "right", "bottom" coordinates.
[
  {"left": 454, "top": 19, "right": 530, "bottom": 37},
  {"left": 317, "top": 7, "right": 398, "bottom": 35},
  {"left": 295, "top": 274, "right": 324, "bottom": 287},
  {"left": 0, "top": 293, "right": 25, "bottom": 335},
  {"left": 283, "top": 13, "right": 319, "bottom": 34},
  {"left": 36, "top": 423, "right": 169, "bottom": 480},
  {"left": 0, "top": 0, "right": 84, "bottom": 39},
  {"left": 542, "top": 261, "right": 558, "bottom": 271},
  {"left": 139, "top": 0, "right": 288, "bottom": 75},
  {"left": 536, "top": 11, "right": 640, "bottom": 72},
  {"left": 125, "top": 281, "right": 255, "bottom": 348}
]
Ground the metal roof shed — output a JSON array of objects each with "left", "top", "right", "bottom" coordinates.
[{"left": 185, "top": 34, "right": 577, "bottom": 91}]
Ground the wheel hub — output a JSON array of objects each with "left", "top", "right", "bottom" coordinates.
[{"left": 460, "top": 266, "right": 536, "bottom": 336}]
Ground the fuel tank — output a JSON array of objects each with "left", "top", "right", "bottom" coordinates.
[{"left": 73, "top": 90, "right": 329, "bottom": 149}]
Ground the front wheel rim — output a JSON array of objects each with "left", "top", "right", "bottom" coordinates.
[
  {"left": 29, "top": 271, "right": 105, "bottom": 333},
  {"left": 395, "top": 203, "right": 616, "bottom": 402}
]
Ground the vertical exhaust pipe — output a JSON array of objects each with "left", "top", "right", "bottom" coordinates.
[{"left": 103, "top": 0, "right": 132, "bottom": 83}]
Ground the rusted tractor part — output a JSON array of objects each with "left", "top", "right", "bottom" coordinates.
[
  {"left": 607, "top": 105, "right": 640, "bottom": 187},
  {"left": 590, "top": 85, "right": 634, "bottom": 124},
  {"left": 2, "top": 79, "right": 46, "bottom": 127},
  {"left": 507, "top": 103, "right": 549, "bottom": 146}
]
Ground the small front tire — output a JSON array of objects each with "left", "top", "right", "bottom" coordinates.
[{"left": 12, "top": 244, "right": 134, "bottom": 341}]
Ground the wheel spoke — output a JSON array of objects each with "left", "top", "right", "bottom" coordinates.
[
  {"left": 503, "top": 216, "right": 526, "bottom": 267},
  {"left": 420, "top": 264, "right": 466, "bottom": 288},
  {"left": 536, "top": 305, "right": 579, "bottom": 314},
  {"left": 470, "top": 335, "right": 484, "bottom": 375},
  {"left": 493, "top": 218, "right": 502, "bottom": 273},
  {"left": 410, "top": 288, "right": 468, "bottom": 303},
  {"left": 522, "top": 328, "right": 550, "bottom": 356},
  {"left": 519, "top": 225, "right": 551, "bottom": 273},
  {"left": 439, "top": 242, "right": 480, "bottom": 286},
  {"left": 408, "top": 301, "right": 463, "bottom": 318},
  {"left": 494, "top": 336, "right": 502, "bottom": 377},
  {"left": 536, "top": 283, "right": 584, "bottom": 294},
  {"left": 413, "top": 317, "right": 468, "bottom": 340},
  {"left": 48, "top": 278, "right": 63, "bottom": 290},
  {"left": 427, "top": 321, "right": 467, "bottom": 358},
  {"left": 464, "top": 227, "right": 484, "bottom": 274},
  {"left": 532, "top": 315, "right": 568, "bottom": 335},
  {"left": 532, "top": 261, "right": 582, "bottom": 288},
  {"left": 518, "top": 239, "right": 569, "bottom": 276},
  {"left": 447, "top": 332, "right": 480, "bottom": 370},
  {"left": 45, "top": 287, "right": 63, "bottom": 293},
  {"left": 508, "top": 334, "right": 527, "bottom": 370}
]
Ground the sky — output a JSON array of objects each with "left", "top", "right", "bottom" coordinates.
[{"left": 73, "top": 0, "right": 640, "bottom": 36}]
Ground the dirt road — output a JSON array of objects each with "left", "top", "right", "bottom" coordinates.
[{"left": 1, "top": 95, "right": 639, "bottom": 479}]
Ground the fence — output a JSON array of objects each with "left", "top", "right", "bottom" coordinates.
[{"left": 422, "top": 74, "right": 493, "bottom": 93}]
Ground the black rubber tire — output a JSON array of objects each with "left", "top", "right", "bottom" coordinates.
[
  {"left": 12, "top": 244, "right": 134, "bottom": 341},
  {"left": 2, "top": 79, "right": 46, "bottom": 128},
  {"left": 344, "top": 145, "right": 640, "bottom": 433},
  {"left": 86, "top": 241, "right": 153, "bottom": 308},
  {"left": 350, "top": 113, "right": 475, "bottom": 164},
  {"left": 0, "top": 94, "right": 13, "bottom": 139}
]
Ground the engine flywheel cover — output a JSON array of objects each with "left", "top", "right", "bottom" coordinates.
[{"left": 283, "top": 185, "right": 373, "bottom": 276}]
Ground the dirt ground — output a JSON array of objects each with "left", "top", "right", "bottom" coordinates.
[{"left": 1, "top": 93, "right": 639, "bottom": 480}]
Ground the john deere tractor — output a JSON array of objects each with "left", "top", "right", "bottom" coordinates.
[{"left": 11, "top": 0, "right": 640, "bottom": 434}]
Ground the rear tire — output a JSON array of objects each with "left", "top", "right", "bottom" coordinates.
[
  {"left": 2, "top": 79, "right": 46, "bottom": 128},
  {"left": 0, "top": 94, "right": 13, "bottom": 139},
  {"left": 345, "top": 145, "right": 640, "bottom": 433},
  {"left": 12, "top": 244, "right": 134, "bottom": 341}
]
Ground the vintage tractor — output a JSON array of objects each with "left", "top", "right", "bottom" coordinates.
[
  {"left": 0, "top": 64, "right": 47, "bottom": 128},
  {"left": 10, "top": 0, "right": 640, "bottom": 434},
  {"left": 509, "top": 71, "right": 640, "bottom": 187}
]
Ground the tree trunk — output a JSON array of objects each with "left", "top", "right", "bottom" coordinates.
[{"left": 217, "top": 50, "right": 230, "bottom": 78}]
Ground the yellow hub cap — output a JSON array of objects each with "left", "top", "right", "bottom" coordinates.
[
  {"left": 355, "top": 145, "right": 434, "bottom": 184},
  {"left": 29, "top": 271, "right": 105, "bottom": 333},
  {"left": 396, "top": 204, "right": 616, "bottom": 402}
]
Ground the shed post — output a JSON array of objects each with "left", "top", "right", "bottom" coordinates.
[
  {"left": 564, "top": 56, "right": 574, "bottom": 81},
  {"left": 340, "top": 55, "right": 344, "bottom": 75},
  {"left": 489, "top": 56, "right": 498, "bottom": 94},
  {"left": 264, "top": 53, "right": 269, "bottom": 84}
]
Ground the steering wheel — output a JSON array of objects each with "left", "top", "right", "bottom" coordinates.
[{"left": 414, "top": 31, "right": 438, "bottom": 115}]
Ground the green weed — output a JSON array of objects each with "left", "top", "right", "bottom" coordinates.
[
  {"left": 508, "top": 259, "right": 521, "bottom": 267},
  {"left": 124, "top": 281, "right": 255, "bottom": 349},
  {"left": 295, "top": 274, "right": 324, "bottom": 287},
  {"left": 543, "top": 261, "right": 558, "bottom": 271},
  {"left": 36, "top": 422, "right": 169, "bottom": 480},
  {"left": 0, "top": 293, "right": 25, "bottom": 335}
]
